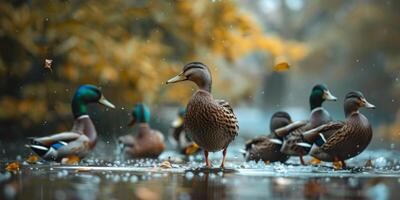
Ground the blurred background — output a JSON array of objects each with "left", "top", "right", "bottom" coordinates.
[{"left": 0, "top": 0, "right": 399, "bottom": 149}]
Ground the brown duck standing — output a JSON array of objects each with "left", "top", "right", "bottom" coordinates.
[
  {"left": 118, "top": 103, "right": 165, "bottom": 158},
  {"left": 166, "top": 62, "right": 239, "bottom": 168},
  {"left": 276, "top": 84, "right": 337, "bottom": 165},
  {"left": 244, "top": 111, "right": 292, "bottom": 163},
  {"left": 301, "top": 91, "right": 375, "bottom": 168},
  {"left": 27, "top": 85, "right": 115, "bottom": 162}
]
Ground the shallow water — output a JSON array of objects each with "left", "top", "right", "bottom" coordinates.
[{"left": 1, "top": 146, "right": 400, "bottom": 200}]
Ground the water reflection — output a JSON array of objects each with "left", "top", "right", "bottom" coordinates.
[{"left": 1, "top": 165, "right": 400, "bottom": 200}]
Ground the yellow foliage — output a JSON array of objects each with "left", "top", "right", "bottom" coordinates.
[{"left": 0, "top": 0, "right": 308, "bottom": 130}]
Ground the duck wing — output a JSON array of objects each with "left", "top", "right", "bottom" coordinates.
[
  {"left": 274, "top": 120, "right": 308, "bottom": 137},
  {"left": 245, "top": 136, "right": 269, "bottom": 150},
  {"left": 29, "top": 132, "right": 81, "bottom": 146},
  {"left": 319, "top": 123, "right": 350, "bottom": 153},
  {"left": 216, "top": 99, "right": 239, "bottom": 137}
]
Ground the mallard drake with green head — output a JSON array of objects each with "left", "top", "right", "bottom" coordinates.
[
  {"left": 301, "top": 91, "right": 375, "bottom": 168},
  {"left": 244, "top": 111, "right": 292, "bottom": 163},
  {"left": 170, "top": 108, "right": 200, "bottom": 155},
  {"left": 118, "top": 103, "right": 165, "bottom": 158},
  {"left": 166, "top": 62, "right": 239, "bottom": 168},
  {"left": 276, "top": 84, "right": 337, "bottom": 165},
  {"left": 27, "top": 85, "right": 115, "bottom": 162}
]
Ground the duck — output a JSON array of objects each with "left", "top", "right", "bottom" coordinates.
[
  {"left": 118, "top": 103, "right": 165, "bottom": 158},
  {"left": 276, "top": 84, "right": 337, "bottom": 165},
  {"left": 166, "top": 62, "right": 239, "bottom": 168},
  {"left": 244, "top": 111, "right": 292, "bottom": 163},
  {"left": 300, "top": 91, "right": 375, "bottom": 168},
  {"left": 170, "top": 108, "right": 200, "bottom": 155},
  {"left": 27, "top": 85, "right": 115, "bottom": 162}
]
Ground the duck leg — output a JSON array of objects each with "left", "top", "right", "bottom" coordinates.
[
  {"left": 204, "top": 150, "right": 211, "bottom": 168},
  {"left": 299, "top": 155, "right": 305, "bottom": 165},
  {"left": 220, "top": 147, "right": 228, "bottom": 168}
]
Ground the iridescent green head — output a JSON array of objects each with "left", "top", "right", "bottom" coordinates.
[
  {"left": 309, "top": 84, "right": 337, "bottom": 110},
  {"left": 72, "top": 85, "right": 115, "bottom": 118},
  {"left": 128, "top": 103, "right": 151, "bottom": 126}
]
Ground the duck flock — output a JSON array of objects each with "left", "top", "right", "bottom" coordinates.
[{"left": 27, "top": 61, "right": 376, "bottom": 169}]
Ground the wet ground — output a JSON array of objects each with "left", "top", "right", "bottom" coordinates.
[{"left": 1, "top": 141, "right": 400, "bottom": 200}]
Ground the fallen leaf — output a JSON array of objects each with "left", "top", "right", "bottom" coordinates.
[
  {"left": 26, "top": 154, "right": 39, "bottom": 164},
  {"left": 160, "top": 160, "right": 172, "bottom": 169},
  {"left": 273, "top": 62, "right": 290, "bottom": 72},
  {"left": 365, "top": 159, "right": 373, "bottom": 168},
  {"left": 6, "top": 162, "right": 20, "bottom": 172},
  {"left": 44, "top": 59, "right": 53, "bottom": 72},
  {"left": 61, "top": 155, "right": 80, "bottom": 165}
]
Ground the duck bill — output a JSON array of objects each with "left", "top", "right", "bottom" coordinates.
[
  {"left": 171, "top": 117, "right": 184, "bottom": 128},
  {"left": 98, "top": 96, "right": 116, "bottom": 109},
  {"left": 323, "top": 90, "right": 337, "bottom": 101},
  {"left": 362, "top": 98, "right": 376, "bottom": 109},
  {"left": 127, "top": 118, "right": 136, "bottom": 127},
  {"left": 166, "top": 72, "right": 187, "bottom": 84}
]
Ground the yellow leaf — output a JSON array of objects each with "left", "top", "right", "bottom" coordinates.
[
  {"left": 6, "top": 162, "right": 20, "bottom": 172},
  {"left": 26, "top": 154, "right": 39, "bottom": 164},
  {"left": 273, "top": 62, "right": 290, "bottom": 72}
]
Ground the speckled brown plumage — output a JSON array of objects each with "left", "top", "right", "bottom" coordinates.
[
  {"left": 185, "top": 90, "right": 238, "bottom": 152},
  {"left": 166, "top": 62, "right": 239, "bottom": 168},
  {"left": 280, "top": 105, "right": 334, "bottom": 156},
  {"left": 306, "top": 91, "right": 375, "bottom": 165},
  {"left": 245, "top": 111, "right": 292, "bottom": 163}
]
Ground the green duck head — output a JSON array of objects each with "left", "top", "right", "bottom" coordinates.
[
  {"left": 166, "top": 62, "right": 212, "bottom": 92},
  {"left": 270, "top": 111, "right": 292, "bottom": 133},
  {"left": 344, "top": 91, "right": 375, "bottom": 117},
  {"left": 128, "top": 103, "right": 151, "bottom": 127},
  {"left": 72, "top": 85, "right": 115, "bottom": 118},
  {"left": 309, "top": 84, "right": 337, "bottom": 110},
  {"left": 171, "top": 107, "right": 186, "bottom": 128}
]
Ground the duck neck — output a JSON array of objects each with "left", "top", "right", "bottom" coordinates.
[
  {"left": 309, "top": 94, "right": 323, "bottom": 111},
  {"left": 344, "top": 101, "right": 360, "bottom": 117},
  {"left": 74, "top": 115, "right": 98, "bottom": 148},
  {"left": 138, "top": 123, "right": 150, "bottom": 137},
  {"left": 198, "top": 80, "right": 212, "bottom": 93},
  {"left": 72, "top": 99, "right": 88, "bottom": 119}
]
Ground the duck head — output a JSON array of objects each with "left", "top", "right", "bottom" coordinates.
[
  {"left": 309, "top": 84, "right": 337, "bottom": 110},
  {"left": 72, "top": 85, "right": 115, "bottom": 118},
  {"left": 166, "top": 62, "right": 212, "bottom": 92},
  {"left": 128, "top": 103, "right": 151, "bottom": 127},
  {"left": 270, "top": 111, "right": 292, "bottom": 133},
  {"left": 171, "top": 107, "right": 186, "bottom": 128},
  {"left": 344, "top": 91, "right": 375, "bottom": 117}
]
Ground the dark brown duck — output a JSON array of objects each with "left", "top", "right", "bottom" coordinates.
[
  {"left": 244, "top": 111, "right": 292, "bottom": 163},
  {"left": 301, "top": 91, "right": 375, "bottom": 167},
  {"left": 118, "top": 104, "right": 165, "bottom": 158},
  {"left": 166, "top": 62, "right": 239, "bottom": 168}
]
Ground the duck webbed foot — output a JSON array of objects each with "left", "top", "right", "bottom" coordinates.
[
  {"left": 333, "top": 157, "right": 346, "bottom": 169},
  {"left": 308, "top": 157, "right": 321, "bottom": 165}
]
